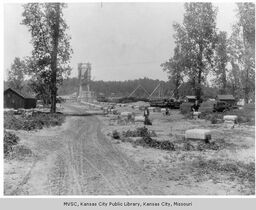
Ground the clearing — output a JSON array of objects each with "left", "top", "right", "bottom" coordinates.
[{"left": 4, "top": 101, "right": 255, "bottom": 195}]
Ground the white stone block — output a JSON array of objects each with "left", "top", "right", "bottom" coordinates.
[
  {"left": 120, "top": 112, "right": 132, "bottom": 117},
  {"left": 224, "top": 120, "right": 235, "bottom": 128},
  {"left": 134, "top": 116, "right": 145, "bottom": 122},
  {"left": 161, "top": 108, "right": 166, "bottom": 113},
  {"left": 148, "top": 107, "right": 155, "bottom": 112},
  {"left": 223, "top": 115, "right": 238, "bottom": 121},
  {"left": 193, "top": 112, "right": 201, "bottom": 116},
  {"left": 185, "top": 129, "right": 211, "bottom": 140}
]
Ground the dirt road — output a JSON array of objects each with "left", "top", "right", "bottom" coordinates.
[{"left": 5, "top": 103, "right": 162, "bottom": 195}]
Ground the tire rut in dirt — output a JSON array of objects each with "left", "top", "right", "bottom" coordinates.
[{"left": 48, "top": 110, "right": 163, "bottom": 195}]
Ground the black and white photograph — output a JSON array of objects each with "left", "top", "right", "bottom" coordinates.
[{"left": 3, "top": 1, "right": 255, "bottom": 196}]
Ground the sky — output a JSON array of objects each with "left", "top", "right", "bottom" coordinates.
[{"left": 4, "top": 2, "right": 237, "bottom": 81}]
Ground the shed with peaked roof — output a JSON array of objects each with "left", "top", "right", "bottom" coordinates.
[
  {"left": 184, "top": 95, "right": 197, "bottom": 103},
  {"left": 4, "top": 88, "right": 37, "bottom": 109}
]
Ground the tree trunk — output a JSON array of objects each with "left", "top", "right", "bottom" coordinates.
[
  {"left": 243, "top": 27, "right": 250, "bottom": 104},
  {"left": 196, "top": 70, "right": 202, "bottom": 101},
  {"left": 196, "top": 45, "right": 203, "bottom": 101},
  {"left": 50, "top": 3, "right": 61, "bottom": 113},
  {"left": 222, "top": 64, "right": 227, "bottom": 94},
  {"left": 174, "top": 76, "right": 180, "bottom": 99},
  {"left": 244, "top": 65, "right": 249, "bottom": 104}
]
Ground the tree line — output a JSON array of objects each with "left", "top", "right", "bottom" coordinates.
[
  {"left": 6, "top": 3, "right": 255, "bottom": 113},
  {"left": 161, "top": 3, "right": 255, "bottom": 103}
]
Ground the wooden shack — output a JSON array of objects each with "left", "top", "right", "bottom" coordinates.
[
  {"left": 216, "top": 95, "right": 236, "bottom": 106},
  {"left": 184, "top": 95, "right": 197, "bottom": 103},
  {"left": 4, "top": 88, "right": 37, "bottom": 109}
]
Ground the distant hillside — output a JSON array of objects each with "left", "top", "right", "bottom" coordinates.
[
  {"left": 58, "top": 77, "right": 219, "bottom": 99},
  {"left": 4, "top": 77, "right": 218, "bottom": 100}
]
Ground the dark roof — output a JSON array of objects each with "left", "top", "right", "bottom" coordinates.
[
  {"left": 217, "top": 95, "right": 235, "bottom": 100},
  {"left": 4, "top": 87, "right": 36, "bottom": 99}
]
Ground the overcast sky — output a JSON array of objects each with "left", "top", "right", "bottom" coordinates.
[{"left": 4, "top": 2, "right": 237, "bottom": 81}]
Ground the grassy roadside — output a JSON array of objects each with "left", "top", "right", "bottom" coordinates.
[
  {"left": 4, "top": 111, "right": 66, "bottom": 157},
  {"left": 4, "top": 112, "right": 65, "bottom": 131}
]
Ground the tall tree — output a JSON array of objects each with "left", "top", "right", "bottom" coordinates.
[
  {"left": 237, "top": 3, "right": 255, "bottom": 103},
  {"left": 228, "top": 3, "right": 255, "bottom": 103},
  {"left": 22, "top": 3, "right": 72, "bottom": 112},
  {"left": 161, "top": 45, "right": 184, "bottom": 99},
  {"left": 173, "top": 3, "right": 217, "bottom": 100},
  {"left": 213, "top": 31, "right": 229, "bottom": 94},
  {"left": 7, "top": 57, "right": 27, "bottom": 91}
]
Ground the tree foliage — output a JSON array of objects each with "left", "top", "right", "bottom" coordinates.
[
  {"left": 228, "top": 3, "right": 255, "bottom": 103},
  {"left": 7, "top": 57, "right": 27, "bottom": 91},
  {"left": 213, "top": 31, "right": 229, "bottom": 94},
  {"left": 172, "top": 3, "right": 218, "bottom": 99},
  {"left": 161, "top": 46, "right": 184, "bottom": 99},
  {"left": 21, "top": 3, "right": 72, "bottom": 112}
]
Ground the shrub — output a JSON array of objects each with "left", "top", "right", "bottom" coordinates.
[
  {"left": 200, "top": 112, "right": 223, "bottom": 124},
  {"left": 4, "top": 112, "right": 65, "bottom": 131},
  {"left": 199, "top": 101, "right": 215, "bottom": 113},
  {"left": 134, "top": 136, "right": 175, "bottom": 151},
  {"left": 4, "top": 130, "right": 20, "bottom": 157},
  {"left": 144, "top": 117, "right": 152, "bottom": 125},
  {"left": 183, "top": 142, "right": 195, "bottom": 151},
  {"left": 123, "top": 127, "right": 156, "bottom": 138},
  {"left": 11, "top": 144, "right": 33, "bottom": 159},
  {"left": 180, "top": 102, "right": 193, "bottom": 115},
  {"left": 112, "top": 130, "right": 120, "bottom": 139}
]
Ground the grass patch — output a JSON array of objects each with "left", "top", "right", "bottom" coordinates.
[
  {"left": 180, "top": 102, "right": 193, "bottom": 115},
  {"left": 120, "top": 127, "right": 175, "bottom": 151},
  {"left": 193, "top": 159, "right": 255, "bottom": 183},
  {"left": 199, "top": 104, "right": 255, "bottom": 125},
  {"left": 112, "top": 130, "right": 121, "bottom": 139},
  {"left": 122, "top": 127, "right": 157, "bottom": 138},
  {"left": 226, "top": 108, "right": 255, "bottom": 125},
  {"left": 10, "top": 144, "right": 33, "bottom": 160},
  {"left": 191, "top": 158, "right": 255, "bottom": 194},
  {"left": 174, "top": 138, "right": 236, "bottom": 151},
  {"left": 134, "top": 137, "right": 175, "bottom": 151},
  {"left": 4, "top": 112, "right": 65, "bottom": 131}
]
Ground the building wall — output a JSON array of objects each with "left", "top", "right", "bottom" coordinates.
[
  {"left": 4, "top": 90, "right": 25, "bottom": 109},
  {"left": 25, "top": 98, "right": 37, "bottom": 109}
]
